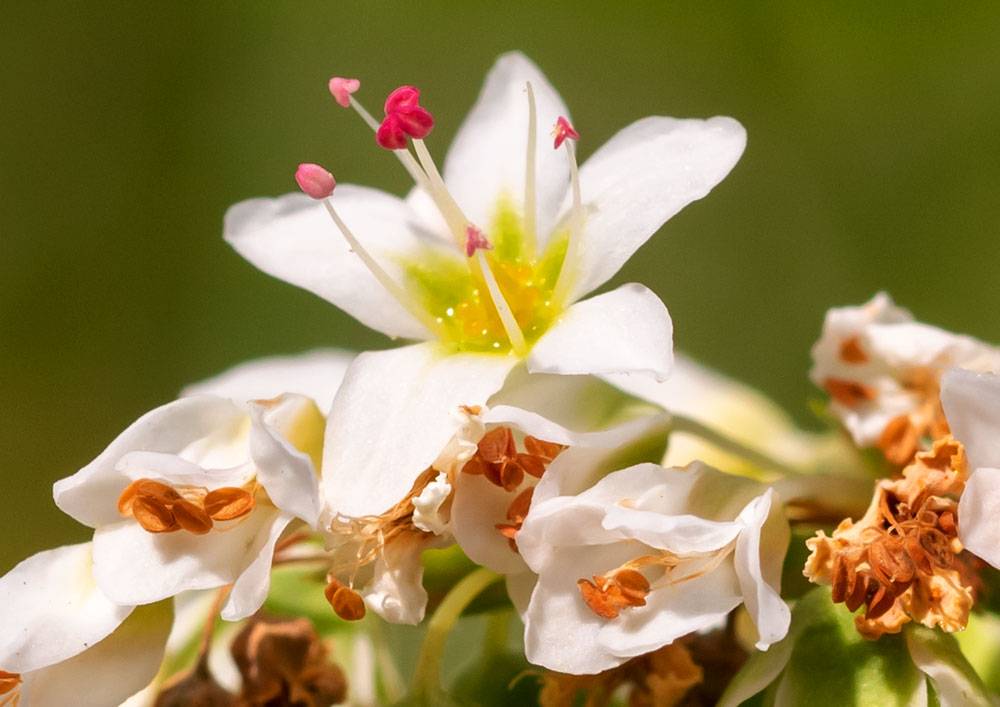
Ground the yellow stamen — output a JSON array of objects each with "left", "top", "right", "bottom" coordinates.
[{"left": 476, "top": 250, "right": 528, "bottom": 356}]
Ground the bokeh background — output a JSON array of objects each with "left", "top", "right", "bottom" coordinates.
[{"left": 3, "top": 2, "right": 999, "bottom": 572}]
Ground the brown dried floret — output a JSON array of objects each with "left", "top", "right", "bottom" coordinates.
[{"left": 804, "top": 436, "right": 974, "bottom": 638}]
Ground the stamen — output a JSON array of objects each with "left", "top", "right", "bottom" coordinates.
[
  {"left": 476, "top": 248, "right": 528, "bottom": 356},
  {"left": 551, "top": 117, "right": 582, "bottom": 307},
  {"left": 325, "top": 577, "right": 367, "bottom": 621},
  {"left": 328, "top": 77, "right": 361, "bottom": 108},
  {"left": 464, "top": 225, "right": 493, "bottom": 258},
  {"left": 203, "top": 487, "right": 256, "bottom": 521},
  {"left": 320, "top": 198, "right": 447, "bottom": 338},
  {"left": 523, "top": 82, "right": 538, "bottom": 257},
  {"left": 411, "top": 138, "right": 473, "bottom": 248}
]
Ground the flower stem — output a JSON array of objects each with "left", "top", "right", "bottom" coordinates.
[
  {"left": 669, "top": 413, "right": 806, "bottom": 477},
  {"left": 411, "top": 567, "right": 500, "bottom": 698}
]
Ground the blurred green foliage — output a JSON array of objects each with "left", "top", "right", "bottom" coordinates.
[{"left": 3, "top": 2, "right": 1000, "bottom": 571}]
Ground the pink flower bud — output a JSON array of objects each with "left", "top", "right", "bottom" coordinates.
[
  {"left": 295, "top": 163, "right": 336, "bottom": 199},
  {"left": 328, "top": 77, "right": 361, "bottom": 108},
  {"left": 552, "top": 116, "right": 580, "bottom": 149}
]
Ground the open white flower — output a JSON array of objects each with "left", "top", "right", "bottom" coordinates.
[
  {"left": 516, "top": 462, "right": 790, "bottom": 674},
  {"left": 52, "top": 350, "right": 352, "bottom": 621},
  {"left": 939, "top": 368, "right": 1000, "bottom": 570},
  {"left": 224, "top": 51, "right": 746, "bottom": 523},
  {"left": 0, "top": 543, "right": 172, "bottom": 707},
  {"left": 810, "top": 292, "right": 1000, "bottom": 464}
]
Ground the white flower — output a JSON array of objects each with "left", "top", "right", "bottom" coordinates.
[
  {"left": 0, "top": 543, "right": 172, "bottom": 707},
  {"left": 940, "top": 368, "right": 1000, "bottom": 569},
  {"left": 224, "top": 51, "right": 746, "bottom": 522},
  {"left": 52, "top": 350, "right": 353, "bottom": 620},
  {"left": 810, "top": 292, "right": 1000, "bottom": 464},
  {"left": 516, "top": 462, "right": 790, "bottom": 674}
]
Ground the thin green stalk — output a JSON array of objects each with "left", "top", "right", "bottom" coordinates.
[
  {"left": 669, "top": 412, "right": 806, "bottom": 478},
  {"left": 411, "top": 567, "right": 501, "bottom": 698}
]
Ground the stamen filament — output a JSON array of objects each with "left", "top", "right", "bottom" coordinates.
[
  {"left": 322, "top": 199, "right": 447, "bottom": 338},
  {"left": 476, "top": 250, "right": 528, "bottom": 356},
  {"left": 551, "top": 139, "right": 582, "bottom": 307},
  {"left": 523, "top": 82, "right": 538, "bottom": 258},
  {"left": 412, "top": 138, "right": 473, "bottom": 250},
  {"left": 348, "top": 96, "right": 435, "bottom": 196}
]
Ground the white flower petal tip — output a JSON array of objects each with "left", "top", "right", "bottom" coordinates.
[
  {"left": 52, "top": 385, "right": 328, "bottom": 612},
  {"left": 517, "top": 462, "right": 789, "bottom": 673},
  {"left": 528, "top": 284, "right": 673, "bottom": 380}
]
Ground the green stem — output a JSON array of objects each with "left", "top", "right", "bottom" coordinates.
[
  {"left": 482, "top": 610, "right": 510, "bottom": 660},
  {"left": 669, "top": 412, "right": 806, "bottom": 478},
  {"left": 412, "top": 567, "right": 501, "bottom": 697}
]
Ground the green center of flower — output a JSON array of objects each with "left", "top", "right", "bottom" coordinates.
[{"left": 401, "top": 200, "right": 568, "bottom": 353}]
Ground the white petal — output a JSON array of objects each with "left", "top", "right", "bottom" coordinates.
[
  {"left": 940, "top": 368, "right": 1000, "bottom": 472},
  {"left": 598, "top": 562, "right": 742, "bottom": 661},
  {"left": 528, "top": 284, "right": 673, "bottom": 379},
  {"left": 957, "top": 467, "right": 1000, "bottom": 568},
  {"left": 19, "top": 600, "right": 172, "bottom": 707},
  {"left": 450, "top": 470, "right": 529, "bottom": 574},
  {"left": 322, "top": 343, "right": 516, "bottom": 517},
  {"left": 91, "top": 511, "right": 276, "bottom": 605},
  {"left": 222, "top": 512, "right": 292, "bottom": 620},
  {"left": 182, "top": 349, "right": 355, "bottom": 412},
  {"left": 249, "top": 396, "right": 321, "bottom": 527},
  {"left": 562, "top": 116, "right": 746, "bottom": 301},
  {"left": 364, "top": 533, "right": 434, "bottom": 625},
  {"left": 0, "top": 543, "right": 132, "bottom": 673},
  {"left": 440, "top": 52, "right": 571, "bottom": 240},
  {"left": 225, "top": 187, "right": 444, "bottom": 340},
  {"left": 602, "top": 506, "right": 742, "bottom": 555},
  {"left": 53, "top": 396, "right": 247, "bottom": 528},
  {"left": 733, "top": 490, "right": 791, "bottom": 648}
]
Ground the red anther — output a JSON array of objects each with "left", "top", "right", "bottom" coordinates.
[
  {"left": 464, "top": 225, "right": 493, "bottom": 257},
  {"left": 375, "top": 85, "right": 435, "bottom": 150},
  {"left": 384, "top": 85, "right": 421, "bottom": 113},
  {"left": 295, "top": 163, "right": 337, "bottom": 199},
  {"left": 328, "top": 77, "right": 360, "bottom": 108},
  {"left": 552, "top": 116, "right": 580, "bottom": 149}
]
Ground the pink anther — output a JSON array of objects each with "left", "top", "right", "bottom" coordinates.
[
  {"left": 375, "top": 85, "right": 435, "bottom": 150},
  {"left": 464, "top": 225, "right": 493, "bottom": 257},
  {"left": 295, "top": 163, "right": 337, "bottom": 199},
  {"left": 552, "top": 116, "right": 580, "bottom": 149},
  {"left": 328, "top": 77, "right": 361, "bottom": 108}
]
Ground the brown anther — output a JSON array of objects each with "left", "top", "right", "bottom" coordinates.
[
  {"left": 869, "top": 538, "right": 915, "bottom": 585},
  {"left": 172, "top": 499, "right": 214, "bottom": 535},
  {"left": 578, "top": 578, "right": 622, "bottom": 619},
  {"left": 578, "top": 569, "right": 651, "bottom": 620},
  {"left": 118, "top": 478, "right": 179, "bottom": 517},
  {"left": 938, "top": 511, "right": 956, "bottom": 535},
  {"left": 477, "top": 426, "right": 516, "bottom": 464},
  {"left": 0, "top": 671, "right": 21, "bottom": 695},
  {"left": 878, "top": 414, "right": 921, "bottom": 466},
  {"left": 839, "top": 335, "right": 869, "bottom": 364},
  {"left": 524, "top": 436, "right": 565, "bottom": 462},
  {"left": 865, "top": 579, "right": 896, "bottom": 620},
  {"left": 324, "top": 578, "right": 366, "bottom": 621},
  {"left": 203, "top": 487, "right": 256, "bottom": 521},
  {"left": 918, "top": 528, "right": 954, "bottom": 569},
  {"left": 131, "top": 495, "right": 181, "bottom": 533},
  {"left": 824, "top": 377, "right": 876, "bottom": 407},
  {"left": 515, "top": 452, "right": 547, "bottom": 478},
  {"left": 613, "top": 569, "right": 651, "bottom": 601}
]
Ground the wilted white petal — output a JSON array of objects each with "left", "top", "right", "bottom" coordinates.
[
  {"left": 733, "top": 490, "right": 790, "bottom": 648},
  {"left": 222, "top": 511, "right": 293, "bottom": 621},
  {"left": 364, "top": 533, "right": 435, "bottom": 625}
]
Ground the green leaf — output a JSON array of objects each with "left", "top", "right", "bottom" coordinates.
[
  {"left": 905, "top": 624, "right": 994, "bottom": 706},
  {"left": 956, "top": 611, "right": 1000, "bottom": 693}
]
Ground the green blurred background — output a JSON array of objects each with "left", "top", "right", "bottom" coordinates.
[{"left": 3, "top": 2, "right": 999, "bottom": 572}]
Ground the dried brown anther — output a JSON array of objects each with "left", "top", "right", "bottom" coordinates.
[
  {"left": 823, "top": 377, "right": 876, "bottom": 407},
  {"left": 462, "top": 426, "right": 565, "bottom": 491},
  {"left": 118, "top": 478, "right": 256, "bottom": 536},
  {"left": 578, "top": 568, "right": 651, "bottom": 620},
  {"left": 324, "top": 578, "right": 366, "bottom": 621},
  {"left": 838, "top": 335, "right": 868, "bottom": 364},
  {"left": 0, "top": 671, "right": 22, "bottom": 704},
  {"left": 805, "top": 436, "right": 974, "bottom": 638}
]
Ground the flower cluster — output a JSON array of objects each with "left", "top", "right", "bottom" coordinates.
[{"left": 4, "top": 52, "right": 999, "bottom": 707}]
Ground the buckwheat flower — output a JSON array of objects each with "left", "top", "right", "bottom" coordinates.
[
  {"left": 0, "top": 543, "right": 173, "bottom": 707},
  {"left": 52, "top": 351, "right": 353, "bottom": 621},
  {"left": 516, "top": 462, "right": 790, "bottom": 674},
  {"left": 225, "top": 51, "right": 746, "bottom": 524},
  {"left": 940, "top": 368, "right": 1000, "bottom": 571},
  {"left": 810, "top": 292, "right": 1000, "bottom": 464}
]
